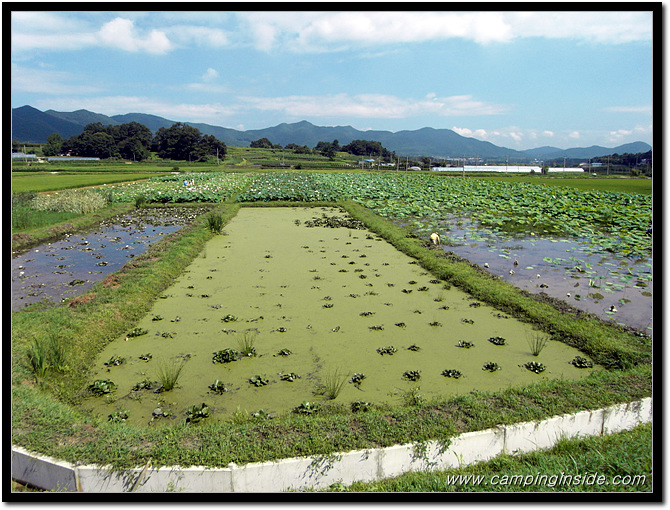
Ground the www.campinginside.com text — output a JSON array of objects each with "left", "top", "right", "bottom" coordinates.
[{"left": 441, "top": 472, "right": 646, "bottom": 488}]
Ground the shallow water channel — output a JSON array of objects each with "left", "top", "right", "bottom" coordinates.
[
  {"left": 409, "top": 215, "right": 653, "bottom": 335},
  {"left": 11, "top": 207, "right": 210, "bottom": 311},
  {"left": 80, "top": 207, "right": 596, "bottom": 426}
]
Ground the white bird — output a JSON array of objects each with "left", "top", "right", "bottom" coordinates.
[
  {"left": 567, "top": 292, "right": 571, "bottom": 297},
  {"left": 484, "top": 263, "right": 489, "bottom": 268},
  {"left": 536, "top": 274, "right": 541, "bottom": 279},
  {"left": 509, "top": 269, "right": 515, "bottom": 275},
  {"left": 513, "top": 259, "right": 519, "bottom": 266}
]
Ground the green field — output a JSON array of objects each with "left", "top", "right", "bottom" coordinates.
[{"left": 11, "top": 172, "right": 167, "bottom": 193}]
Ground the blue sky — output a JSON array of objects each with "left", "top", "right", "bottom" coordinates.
[{"left": 10, "top": 8, "right": 654, "bottom": 150}]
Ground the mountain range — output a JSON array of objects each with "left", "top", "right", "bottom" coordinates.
[{"left": 12, "top": 105, "right": 652, "bottom": 162}]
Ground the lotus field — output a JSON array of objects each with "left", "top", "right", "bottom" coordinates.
[{"left": 104, "top": 172, "right": 651, "bottom": 258}]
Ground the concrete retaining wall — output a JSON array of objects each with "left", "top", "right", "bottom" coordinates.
[{"left": 11, "top": 397, "right": 652, "bottom": 493}]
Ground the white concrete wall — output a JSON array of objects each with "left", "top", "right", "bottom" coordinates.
[{"left": 11, "top": 397, "right": 652, "bottom": 493}]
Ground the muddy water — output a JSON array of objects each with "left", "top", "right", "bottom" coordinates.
[
  {"left": 80, "top": 207, "right": 596, "bottom": 426},
  {"left": 408, "top": 216, "right": 653, "bottom": 335},
  {"left": 11, "top": 207, "right": 209, "bottom": 311}
]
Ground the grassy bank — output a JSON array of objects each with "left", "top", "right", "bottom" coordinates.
[{"left": 11, "top": 200, "right": 652, "bottom": 472}]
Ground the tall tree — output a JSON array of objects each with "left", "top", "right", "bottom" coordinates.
[{"left": 42, "top": 133, "right": 64, "bottom": 156}]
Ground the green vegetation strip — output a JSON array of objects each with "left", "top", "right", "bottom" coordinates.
[{"left": 11, "top": 201, "right": 651, "bottom": 470}]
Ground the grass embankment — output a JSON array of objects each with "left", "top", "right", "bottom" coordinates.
[{"left": 11, "top": 200, "right": 651, "bottom": 472}]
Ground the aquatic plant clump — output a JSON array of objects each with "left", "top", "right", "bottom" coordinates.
[
  {"left": 186, "top": 403, "right": 210, "bottom": 424},
  {"left": 89, "top": 379, "right": 116, "bottom": 396},
  {"left": 482, "top": 362, "right": 501, "bottom": 372},
  {"left": 212, "top": 348, "right": 239, "bottom": 364},
  {"left": 571, "top": 356, "right": 594, "bottom": 369},
  {"left": 293, "top": 401, "right": 320, "bottom": 415},
  {"left": 376, "top": 346, "right": 397, "bottom": 355},
  {"left": 524, "top": 361, "right": 547, "bottom": 374},
  {"left": 488, "top": 336, "right": 506, "bottom": 346},
  {"left": 402, "top": 370, "right": 421, "bottom": 382},
  {"left": 127, "top": 328, "right": 148, "bottom": 338},
  {"left": 456, "top": 341, "right": 474, "bottom": 349},
  {"left": 208, "top": 380, "right": 229, "bottom": 394},
  {"left": 441, "top": 369, "right": 463, "bottom": 379},
  {"left": 249, "top": 375, "right": 270, "bottom": 387}
]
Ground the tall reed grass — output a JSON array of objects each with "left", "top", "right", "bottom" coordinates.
[
  {"left": 155, "top": 359, "right": 186, "bottom": 392},
  {"left": 527, "top": 331, "right": 551, "bottom": 356},
  {"left": 317, "top": 369, "right": 348, "bottom": 400},
  {"left": 30, "top": 189, "right": 109, "bottom": 214},
  {"left": 207, "top": 212, "right": 225, "bottom": 234}
]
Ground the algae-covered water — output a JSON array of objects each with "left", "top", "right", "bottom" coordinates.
[{"left": 80, "top": 207, "right": 597, "bottom": 426}]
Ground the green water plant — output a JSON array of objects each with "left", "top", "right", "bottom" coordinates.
[
  {"left": 186, "top": 403, "right": 210, "bottom": 424},
  {"left": 104, "top": 355, "right": 126, "bottom": 367},
  {"left": 127, "top": 327, "right": 148, "bottom": 338},
  {"left": 208, "top": 380, "right": 229, "bottom": 394},
  {"left": 571, "top": 356, "right": 594, "bottom": 368},
  {"left": 376, "top": 346, "right": 397, "bottom": 355},
  {"left": 441, "top": 369, "right": 463, "bottom": 379},
  {"left": 524, "top": 361, "right": 547, "bottom": 374},
  {"left": 212, "top": 348, "right": 239, "bottom": 363},
  {"left": 456, "top": 341, "right": 474, "bottom": 348},
  {"left": 351, "top": 401, "right": 372, "bottom": 413},
  {"left": 280, "top": 372, "right": 301, "bottom": 382},
  {"left": 350, "top": 373, "right": 366, "bottom": 385},
  {"left": 89, "top": 379, "right": 117, "bottom": 396},
  {"left": 108, "top": 410, "right": 129, "bottom": 423},
  {"left": 131, "top": 379, "right": 157, "bottom": 391},
  {"left": 402, "top": 370, "right": 421, "bottom": 382},
  {"left": 274, "top": 348, "right": 292, "bottom": 357},
  {"left": 293, "top": 401, "right": 320, "bottom": 415},
  {"left": 488, "top": 336, "right": 506, "bottom": 346},
  {"left": 249, "top": 375, "right": 269, "bottom": 387},
  {"left": 482, "top": 362, "right": 501, "bottom": 372}
]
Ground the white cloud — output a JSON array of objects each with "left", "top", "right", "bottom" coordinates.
[
  {"left": 202, "top": 68, "right": 219, "bottom": 82},
  {"left": 568, "top": 131, "right": 581, "bottom": 139},
  {"left": 603, "top": 105, "right": 653, "bottom": 114},
  {"left": 167, "top": 25, "right": 229, "bottom": 47},
  {"left": 98, "top": 18, "right": 171, "bottom": 54},
  {"left": 236, "top": 10, "right": 651, "bottom": 52},
  {"left": 238, "top": 93, "right": 508, "bottom": 118}
]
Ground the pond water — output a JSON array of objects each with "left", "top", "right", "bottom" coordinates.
[
  {"left": 405, "top": 215, "right": 653, "bottom": 335},
  {"left": 79, "top": 207, "right": 596, "bottom": 426},
  {"left": 11, "top": 207, "right": 210, "bottom": 311}
]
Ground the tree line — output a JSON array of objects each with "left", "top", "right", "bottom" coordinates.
[
  {"left": 40, "top": 122, "right": 227, "bottom": 162},
  {"left": 250, "top": 137, "right": 396, "bottom": 161}
]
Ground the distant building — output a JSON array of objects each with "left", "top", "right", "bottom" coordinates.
[{"left": 12, "top": 152, "right": 36, "bottom": 159}]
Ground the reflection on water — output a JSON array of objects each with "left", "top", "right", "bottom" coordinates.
[
  {"left": 11, "top": 207, "right": 209, "bottom": 311},
  {"left": 406, "top": 215, "right": 653, "bottom": 335}
]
